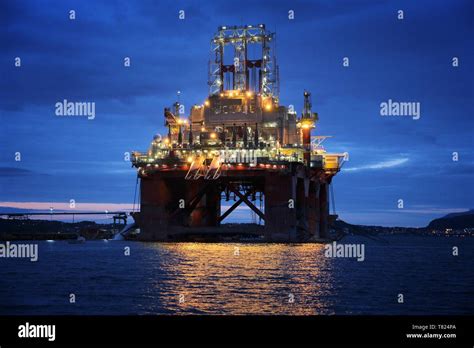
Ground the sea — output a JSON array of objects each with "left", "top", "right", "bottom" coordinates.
[{"left": 0, "top": 235, "right": 472, "bottom": 315}]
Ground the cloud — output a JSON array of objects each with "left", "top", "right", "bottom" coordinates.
[
  {"left": 0, "top": 202, "right": 134, "bottom": 211},
  {"left": 343, "top": 158, "right": 409, "bottom": 172},
  {"left": 382, "top": 207, "right": 470, "bottom": 215},
  {"left": 0, "top": 167, "right": 35, "bottom": 176}
]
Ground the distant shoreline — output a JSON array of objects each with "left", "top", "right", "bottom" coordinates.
[
  {"left": 0, "top": 217, "right": 472, "bottom": 241},
  {"left": 0, "top": 218, "right": 117, "bottom": 241}
]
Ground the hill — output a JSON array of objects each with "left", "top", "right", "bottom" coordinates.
[{"left": 427, "top": 210, "right": 474, "bottom": 230}]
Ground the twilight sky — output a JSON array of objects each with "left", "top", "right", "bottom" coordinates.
[{"left": 1, "top": 0, "right": 473, "bottom": 227}]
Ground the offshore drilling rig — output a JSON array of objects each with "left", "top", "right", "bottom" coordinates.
[{"left": 130, "top": 25, "right": 346, "bottom": 242}]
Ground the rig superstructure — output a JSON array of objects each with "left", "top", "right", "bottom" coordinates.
[{"left": 131, "top": 25, "right": 346, "bottom": 242}]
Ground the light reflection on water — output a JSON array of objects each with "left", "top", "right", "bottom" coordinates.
[
  {"left": 1, "top": 235, "right": 473, "bottom": 315},
  {"left": 146, "top": 243, "right": 334, "bottom": 315}
]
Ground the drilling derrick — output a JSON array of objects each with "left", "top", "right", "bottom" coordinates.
[
  {"left": 300, "top": 91, "right": 317, "bottom": 166},
  {"left": 130, "top": 25, "right": 346, "bottom": 242}
]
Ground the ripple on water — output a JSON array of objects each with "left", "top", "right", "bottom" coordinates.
[{"left": 0, "top": 236, "right": 472, "bottom": 315}]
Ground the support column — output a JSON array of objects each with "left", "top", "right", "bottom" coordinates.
[
  {"left": 319, "top": 183, "right": 329, "bottom": 239},
  {"left": 187, "top": 180, "right": 206, "bottom": 227},
  {"left": 264, "top": 173, "right": 296, "bottom": 241},
  {"left": 307, "top": 181, "right": 319, "bottom": 239},
  {"left": 137, "top": 176, "right": 174, "bottom": 241},
  {"left": 205, "top": 182, "right": 221, "bottom": 226},
  {"left": 186, "top": 181, "right": 221, "bottom": 227},
  {"left": 295, "top": 177, "right": 306, "bottom": 241}
]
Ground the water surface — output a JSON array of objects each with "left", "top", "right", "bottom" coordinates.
[{"left": 1, "top": 235, "right": 472, "bottom": 315}]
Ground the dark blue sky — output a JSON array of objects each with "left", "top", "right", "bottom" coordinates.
[{"left": 1, "top": 0, "right": 473, "bottom": 226}]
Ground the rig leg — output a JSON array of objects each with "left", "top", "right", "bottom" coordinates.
[
  {"left": 319, "top": 183, "right": 329, "bottom": 239},
  {"left": 205, "top": 182, "right": 221, "bottom": 227},
  {"left": 187, "top": 181, "right": 220, "bottom": 227},
  {"left": 295, "top": 177, "right": 307, "bottom": 241},
  {"left": 137, "top": 177, "right": 177, "bottom": 241},
  {"left": 307, "top": 181, "right": 320, "bottom": 240},
  {"left": 187, "top": 180, "right": 206, "bottom": 227},
  {"left": 264, "top": 173, "right": 296, "bottom": 241}
]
